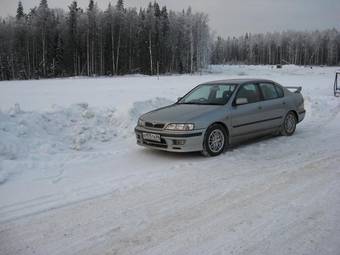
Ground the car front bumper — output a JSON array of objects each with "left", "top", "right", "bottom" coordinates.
[{"left": 134, "top": 126, "right": 205, "bottom": 152}]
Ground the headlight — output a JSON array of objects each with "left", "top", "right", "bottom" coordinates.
[
  {"left": 165, "top": 123, "right": 194, "bottom": 131},
  {"left": 138, "top": 119, "right": 145, "bottom": 127}
]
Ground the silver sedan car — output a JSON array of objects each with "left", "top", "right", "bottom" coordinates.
[{"left": 135, "top": 79, "right": 305, "bottom": 156}]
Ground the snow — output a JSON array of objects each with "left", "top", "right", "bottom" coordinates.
[{"left": 0, "top": 65, "right": 340, "bottom": 255}]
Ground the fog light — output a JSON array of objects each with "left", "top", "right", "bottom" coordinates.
[{"left": 173, "top": 140, "right": 186, "bottom": 145}]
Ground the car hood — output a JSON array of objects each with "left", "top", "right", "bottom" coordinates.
[{"left": 141, "top": 104, "right": 222, "bottom": 124}]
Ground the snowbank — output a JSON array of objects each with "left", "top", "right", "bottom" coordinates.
[
  {"left": 129, "top": 97, "right": 174, "bottom": 121},
  {"left": 0, "top": 98, "right": 173, "bottom": 159},
  {"left": 0, "top": 98, "right": 173, "bottom": 184}
]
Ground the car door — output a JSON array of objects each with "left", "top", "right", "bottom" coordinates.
[
  {"left": 258, "top": 82, "right": 285, "bottom": 128},
  {"left": 230, "top": 83, "right": 263, "bottom": 137}
]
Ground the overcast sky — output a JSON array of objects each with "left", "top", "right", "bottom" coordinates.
[{"left": 0, "top": 0, "right": 339, "bottom": 37}]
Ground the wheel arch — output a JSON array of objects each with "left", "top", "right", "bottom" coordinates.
[
  {"left": 203, "top": 121, "right": 230, "bottom": 145},
  {"left": 288, "top": 110, "right": 298, "bottom": 122},
  {"left": 213, "top": 121, "right": 229, "bottom": 136}
]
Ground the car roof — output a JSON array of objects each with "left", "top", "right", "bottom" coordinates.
[{"left": 201, "top": 78, "right": 276, "bottom": 85}]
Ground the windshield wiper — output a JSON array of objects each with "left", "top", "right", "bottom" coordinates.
[
  {"left": 178, "top": 102, "right": 200, "bottom": 105},
  {"left": 179, "top": 102, "right": 224, "bottom": 105}
]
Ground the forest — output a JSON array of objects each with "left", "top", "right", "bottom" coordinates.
[
  {"left": 0, "top": 0, "right": 210, "bottom": 80},
  {"left": 211, "top": 30, "right": 340, "bottom": 66},
  {"left": 0, "top": 0, "right": 339, "bottom": 81}
]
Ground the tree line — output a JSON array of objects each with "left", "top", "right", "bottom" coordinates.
[
  {"left": 0, "top": 0, "right": 210, "bottom": 80},
  {"left": 211, "top": 30, "right": 340, "bottom": 66},
  {"left": 1, "top": 0, "right": 340, "bottom": 81}
]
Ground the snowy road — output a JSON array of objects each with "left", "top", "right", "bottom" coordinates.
[{"left": 1, "top": 65, "right": 340, "bottom": 254}]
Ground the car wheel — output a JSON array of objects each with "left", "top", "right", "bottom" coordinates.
[
  {"left": 202, "top": 124, "right": 227, "bottom": 157},
  {"left": 281, "top": 111, "right": 297, "bottom": 136}
]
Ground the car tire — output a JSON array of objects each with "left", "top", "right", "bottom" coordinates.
[
  {"left": 281, "top": 111, "right": 297, "bottom": 136},
  {"left": 202, "top": 124, "right": 227, "bottom": 157}
]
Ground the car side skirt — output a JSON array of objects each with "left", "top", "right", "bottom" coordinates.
[{"left": 229, "top": 126, "right": 281, "bottom": 145}]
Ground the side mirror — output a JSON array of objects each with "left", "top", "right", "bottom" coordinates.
[{"left": 235, "top": 98, "right": 248, "bottom": 105}]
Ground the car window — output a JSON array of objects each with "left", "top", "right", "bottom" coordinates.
[
  {"left": 179, "top": 84, "right": 236, "bottom": 105},
  {"left": 236, "top": 84, "right": 261, "bottom": 104},
  {"left": 259, "top": 83, "right": 279, "bottom": 100},
  {"left": 184, "top": 85, "right": 211, "bottom": 102},
  {"left": 216, "top": 85, "right": 234, "bottom": 99},
  {"left": 274, "top": 84, "right": 284, "bottom": 97}
]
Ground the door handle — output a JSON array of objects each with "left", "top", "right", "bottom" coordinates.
[
  {"left": 283, "top": 101, "right": 286, "bottom": 105},
  {"left": 258, "top": 106, "right": 262, "bottom": 110}
]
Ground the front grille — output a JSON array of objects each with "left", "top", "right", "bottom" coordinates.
[
  {"left": 143, "top": 138, "right": 168, "bottom": 149},
  {"left": 145, "top": 122, "right": 165, "bottom": 129}
]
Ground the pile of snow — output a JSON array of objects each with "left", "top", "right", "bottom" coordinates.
[
  {"left": 129, "top": 97, "right": 174, "bottom": 121},
  {"left": 0, "top": 103, "right": 115, "bottom": 157},
  {"left": 0, "top": 98, "right": 174, "bottom": 161},
  {"left": 0, "top": 98, "right": 173, "bottom": 184}
]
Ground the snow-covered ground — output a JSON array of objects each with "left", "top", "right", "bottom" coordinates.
[{"left": 0, "top": 65, "right": 340, "bottom": 255}]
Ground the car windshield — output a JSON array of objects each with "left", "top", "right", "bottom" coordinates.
[{"left": 178, "top": 84, "right": 237, "bottom": 105}]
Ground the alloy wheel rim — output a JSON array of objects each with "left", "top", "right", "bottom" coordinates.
[
  {"left": 208, "top": 129, "right": 225, "bottom": 153},
  {"left": 285, "top": 114, "right": 296, "bottom": 133}
]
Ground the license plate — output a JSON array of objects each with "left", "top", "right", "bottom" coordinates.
[{"left": 142, "top": 133, "right": 161, "bottom": 142}]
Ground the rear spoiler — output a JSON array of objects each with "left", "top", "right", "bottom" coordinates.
[{"left": 285, "top": 86, "right": 302, "bottom": 93}]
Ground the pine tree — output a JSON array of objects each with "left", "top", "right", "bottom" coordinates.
[
  {"left": 87, "top": 0, "right": 97, "bottom": 75},
  {"left": 104, "top": 2, "right": 116, "bottom": 75},
  {"left": 68, "top": 1, "right": 80, "bottom": 75},
  {"left": 37, "top": 0, "right": 50, "bottom": 77},
  {"left": 54, "top": 34, "right": 64, "bottom": 76},
  {"left": 16, "top": 1, "right": 25, "bottom": 20},
  {"left": 145, "top": 3, "right": 156, "bottom": 74},
  {"left": 159, "top": 6, "right": 170, "bottom": 72},
  {"left": 114, "top": 0, "right": 125, "bottom": 74},
  {"left": 39, "top": 0, "right": 48, "bottom": 9},
  {"left": 116, "top": 0, "right": 124, "bottom": 11},
  {"left": 88, "top": 0, "right": 94, "bottom": 11}
]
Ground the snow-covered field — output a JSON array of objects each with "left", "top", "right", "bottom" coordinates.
[{"left": 0, "top": 65, "right": 340, "bottom": 255}]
